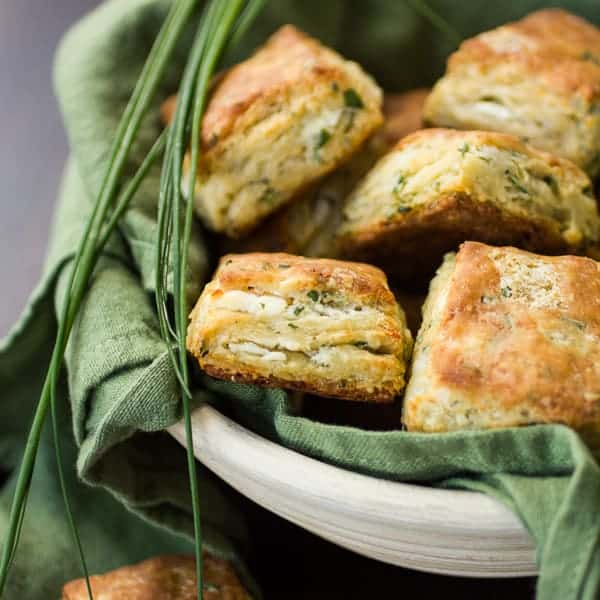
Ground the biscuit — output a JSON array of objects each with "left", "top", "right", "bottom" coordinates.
[
  {"left": 337, "top": 128, "right": 600, "bottom": 281},
  {"left": 62, "top": 554, "right": 250, "bottom": 599},
  {"left": 221, "top": 89, "right": 428, "bottom": 258},
  {"left": 220, "top": 135, "right": 384, "bottom": 259},
  {"left": 182, "top": 24, "right": 382, "bottom": 237},
  {"left": 403, "top": 242, "right": 600, "bottom": 438},
  {"left": 423, "top": 9, "right": 600, "bottom": 176},
  {"left": 187, "top": 253, "right": 413, "bottom": 403}
]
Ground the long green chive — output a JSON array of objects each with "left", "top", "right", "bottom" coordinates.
[
  {"left": 155, "top": 2, "right": 266, "bottom": 597},
  {"left": 47, "top": 127, "right": 168, "bottom": 600},
  {"left": 406, "top": 0, "right": 462, "bottom": 46},
  {"left": 0, "top": 2, "right": 196, "bottom": 596},
  {"left": 228, "top": 0, "right": 268, "bottom": 49}
]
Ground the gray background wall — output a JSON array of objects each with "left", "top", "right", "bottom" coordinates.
[{"left": 0, "top": 0, "right": 100, "bottom": 336}]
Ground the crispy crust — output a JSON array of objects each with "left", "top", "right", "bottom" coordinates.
[
  {"left": 62, "top": 554, "right": 250, "bottom": 600},
  {"left": 338, "top": 128, "right": 600, "bottom": 281},
  {"left": 163, "top": 26, "right": 349, "bottom": 147},
  {"left": 201, "top": 362, "right": 395, "bottom": 403},
  {"left": 340, "top": 191, "right": 574, "bottom": 283},
  {"left": 403, "top": 242, "right": 600, "bottom": 433},
  {"left": 209, "top": 253, "right": 399, "bottom": 311},
  {"left": 393, "top": 127, "right": 592, "bottom": 171},
  {"left": 423, "top": 10, "right": 600, "bottom": 174},
  {"left": 201, "top": 25, "right": 358, "bottom": 147},
  {"left": 449, "top": 9, "right": 600, "bottom": 101},
  {"left": 162, "top": 88, "right": 426, "bottom": 150},
  {"left": 187, "top": 253, "right": 412, "bottom": 403}
]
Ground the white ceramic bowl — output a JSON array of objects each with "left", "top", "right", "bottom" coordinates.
[{"left": 168, "top": 405, "right": 537, "bottom": 578}]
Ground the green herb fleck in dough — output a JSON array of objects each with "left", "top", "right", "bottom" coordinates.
[
  {"left": 581, "top": 50, "right": 600, "bottom": 66},
  {"left": 501, "top": 286, "right": 513, "bottom": 298},
  {"left": 288, "top": 323, "right": 299, "bottom": 329},
  {"left": 344, "top": 88, "right": 364, "bottom": 109},
  {"left": 314, "top": 129, "right": 332, "bottom": 161},
  {"left": 542, "top": 174, "right": 559, "bottom": 195},
  {"left": 505, "top": 170, "right": 529, "bottom": 195},
  {"left": 307, "top": 290, "right": 320, "bottom": 302},
  {"left": 458, "top": 142, "right": 470, "bottom": 157},
  {"left": 259, "top": 186, "right": 280, "bottom": 206},
  {"left": 294, "top": 305, "right": 304, "bottom": 316},
  {"left": 392, "top": 173, "right": 407, "bottom": 197},
  {"left": 316, "top": 129, "right": 331, "bottom": 149},
  {"left": 562, "top": 315, "right": 586, "bottom": 331}
]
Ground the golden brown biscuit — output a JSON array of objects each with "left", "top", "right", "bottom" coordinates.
[
  {"left": 219, "top": 136, "right": 383, "bottom": 259},
  {"left": 337, "top": 128, "right": 600, "bottom": 281},
  {"left": 187, "top": 253, "right": 413, "bottom": 403},
  {"left": 424, "top": 9, "right": 600, "bottom": 176},
  {"left": 403, "top": 242, "right": 600, "bottom": 437},
  {"left": 61, "top": 554, "right": 250, "bottom": 600},
  {"left": 219, "top": 89, "right": 429, "bottom": 258},
  {"left": 181, "top": 25, "right": 382, "bottom": 237}
]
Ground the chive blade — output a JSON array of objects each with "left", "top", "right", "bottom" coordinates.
[
  {"left": 0, "top": 2, "right": 197, "bottom": 596},
  {"left": 156, "top": 2, "right": 267, "bottom": 598},
  {"left": 405, "top": 0, "right": 462, "bottom": 46}
]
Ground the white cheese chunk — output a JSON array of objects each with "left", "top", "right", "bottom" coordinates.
[
  {"left": 217, "top": 291, "right": 287, "bottom": 316},
  {"left": 228, "top": 342, "right": 287, "bottom": 362}
]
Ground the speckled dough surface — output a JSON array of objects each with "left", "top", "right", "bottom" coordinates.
[
  {"left": 403, "top": 241, "right": 600, "bottom": 437},
  {"left": 338, "top": 128, "right": 600, "bottom": 280}
]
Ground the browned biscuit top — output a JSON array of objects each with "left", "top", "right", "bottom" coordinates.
[
  {"left": 160, "top": 25, "right": 356, "bottom": 148},
  {"left": 214, "top": 252, "right": 397, "bottom": 314},
  {"left": 62, "top": 554, "right": 250, "bottom": 600},
  {"left": 432, "top": 242, "right": 600, "bottom": 428},
  {"left": 392, "top": 128, "right": 588, "bottom": 177},
  {"left": 450, "top": 9, "right": 600, "bottom": 100},
  {"left": 200, "top": 25, "right": 349, "bottom": 147}
]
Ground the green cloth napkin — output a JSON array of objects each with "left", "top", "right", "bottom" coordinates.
[{"left": 1, "top": 0, "right": 600, "bottom": 598}]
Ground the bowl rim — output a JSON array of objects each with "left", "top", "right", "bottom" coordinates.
[{"left": 168, "top": 404, "right": 538, "bottom": 578}]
